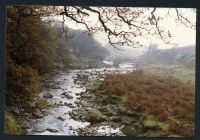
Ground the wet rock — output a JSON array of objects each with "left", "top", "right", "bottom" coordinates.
[
  {"left": 111, "top": 116, "right": 122, "bottom": 122},
  {"left": 52, "top": 86, "right": 61, "bottom": 89},
  {"left": 21, "top": 125, "right": 30, "bottom": 129},
  {"left": 61, "top": 92, "right": 73, "bottom": 99},
  {"left": 58, "top": 117, "right": 65, "bottom": 121},
  {"left": 23, "top": 113, "right": 29, "bottom": 117},
  {"left": 69, "top": 126, "right": 73, "bottom": 130},
  {"left": 46, "top": 128, "right": 59, "bottom": 133},
  {"left": 66, "top": 103, "right": 74, "bottom": 108},
  {"left": 143, "top": 119, "right": 161, "bottom": 131},
  {"left": 43, "top": 93, "right": 53, "bottom": 98},
  {"left": 33, "top": 128, "right": 46, "bottom": 133},
  {"left": 79, "top": 101, "right": 88, "bottom": 107},
  {"left": 10, "top": 107, "right": 20, "bottom": 115},
  {"left": 30, "top": 102, "right": 36, "bottom": 109},
  {"left": 32, "top": 109, "right": 45, "bottom": 118},
  {"left": 19, "top": 108, "right": 25, "bottom": 113}
]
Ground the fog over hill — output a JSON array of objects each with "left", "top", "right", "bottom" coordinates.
[
  {"left": 51, "top": 20, "right": 110, "bottom": 60},
  {"left": 140, "top": 44, "right": 195, "bottom": 67}
]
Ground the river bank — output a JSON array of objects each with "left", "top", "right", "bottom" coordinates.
[
  {"left": 13, "top": 66, "right": 133, "bottom": 136},
  {"left": 10, "top": 64, "right": 195, "bottom": 136}
]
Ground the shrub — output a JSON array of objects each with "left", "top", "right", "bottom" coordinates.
[
  {"left": 87, "top": 109, "right": 105, "bottom": 123},
  {"left": 4, "top": 111, "right": 21, "bottom": 135},
  {"left": 99, "top": 70, "right": 194, "bottom": 136},
  {"left": 6, "top": 59, "right": 38, "bottom": 110}
]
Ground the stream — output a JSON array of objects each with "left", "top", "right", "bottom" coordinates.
[{"left": 20, "top": 65, "right": 136, "bottom": 136}]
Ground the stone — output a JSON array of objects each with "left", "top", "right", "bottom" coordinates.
[
  {"left": 58, "top": 117, "right": 65, "bottom": 121},
  {"left": 23, "top": 113, "right": 29, "bottom": 117},
  {"left": 74, "top": 101, "right": 79, "bottom": 104},
  {"left": 10, "top": 107, "right": 20, "bottom": 115},
  {"left": 32, "top": 109, "right": 45, "bottom": 118},
  {"left": 52, "top": 86, "right": 61, "bottom": 89},
  {"left": 67, "top": 103, "right": 74, "bottom": 108},
  {"left": 43, "top": 92, "right": 53, "bottom": 98},
  {"left": 46, "top": 128, "right": 59, "bottom": 133},
  {"left": 69, "top": 126, "right": 73, "bottom": 130},
  {"left": 112, "top": 116, "right": 122, "bottom": 122},
  {"left": 61, "top": 92, "right": 73, "bottom": 99}
]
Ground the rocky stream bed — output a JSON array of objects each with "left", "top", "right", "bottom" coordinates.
[{"left": 15, "top": 67, "right": 135, "bottom": 136}]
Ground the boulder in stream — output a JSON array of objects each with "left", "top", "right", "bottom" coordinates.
[
  {"left": 32, "top": 109, "right": 45, "bottom": 118},
  {"left": 57, "top": 117, "right": 65, "bottom": 121},
  {"left": 9, "top": 107, "right": 20, "bottom": 116},
  {"left": 61, "top": 92, "right": 73, "bottom": 99},
  {"left": 46, "top": 128, "right": 59, "bottom": 133},
  {"left": 43, "top": 93, "right": 53, "bottom": 98}
]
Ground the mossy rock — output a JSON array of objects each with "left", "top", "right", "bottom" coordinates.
[
  {"left": 119, "top": 105, "right": 140, "bottom": 119},
  {"left": 143, "top": 119, "right": 160, "bottom": 130},
  {"left": 99, "top": 95, "right": 110, "bottom": 105},
  {"left": 121, "top": 116, "right": 137, "bottom": 125},
  {"left": 121, "top": 126, "right": 137, "bottom": 136},
  {"left": 98, "top": 106, "right": 116, "bottom": 117},
  {"left": 87, "top": 109, "right": 106, "bottom": 123},
  {"left": 111, "top": 116, "right": 122, "bottom": 122},
  {"left": 168, "top": 135, "right": 183, "bottom": 137},
  {"left": 88, "top": 82, "right": 102, "bottom": 93},
  {"left": 4, "top": 111, "right": 22, "bottom": 135},
  {"left": 143, "top": 115, "right": 168, "bottom": 132},
  {"left": 109, "top": 95, "right": 122, "bottom": 104}
]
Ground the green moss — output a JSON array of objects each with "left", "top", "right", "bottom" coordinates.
[
  {"left": 169, "top": 117, "right": 181, "bottom": 125},
  {"left": 122, "top": 126, "right": 136, "bottom": 136},
  {"left": 121, "top": 96, "right": 128, "bottom": 104},
  {"left": 168, "top": 135, "right": 183, "bottom": 137},
  {"left": 89, "top": 81, "right": 102, "bottom": 93},
  {"left": 87, "top": 109, "right": 105, "bottom": 123},
  {"left": 109, "top": 94, "right": 122, "bottom": 104},
  {"left": 99, "top": 94, "right": 110, "bottom": 105},
  {"left": 143, "top": 115, "right": 169, "bottom": 131},
  {"left": 4, "top": 111, "right": 22, "bottom": 135},
  {"left": 35, "top": 99, "right": 56, "bottom": 109},
  {"left": 121, "top": 116, "right": 137, "bottom": 125}
]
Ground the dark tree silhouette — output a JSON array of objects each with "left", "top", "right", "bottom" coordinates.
[
  {"left": 10, "top": 6, "right": 195, "bottom": 49},
  {"left": 57, "top": 7, "right": 195, "bottom": 49}
]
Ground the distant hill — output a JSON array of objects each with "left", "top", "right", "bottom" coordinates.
[
  {"left": 140, "top": 44, "right": 195, "bottom": 67},
  {"left": 105, "top": 44, "right": 145, "bottom": 63},
  {"left": 67, "top": 29, "right": 110, "bottom": 60},
  {"left": 51, "top": 20, "right": 110, "bottom": 61}
]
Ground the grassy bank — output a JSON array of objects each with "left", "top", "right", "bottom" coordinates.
[
  {"left": 4, "top": 111, "right": 22, "bottom": 135},
  {"left": 89, "top": 67, "right": 195, "bottom": 136},
  {"left": 142, "top": 64, "right": 195, "bottom": 86}
]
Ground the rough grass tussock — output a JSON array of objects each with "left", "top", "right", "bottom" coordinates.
[{"left": 99, "top": 70, "right": 194, "bottom": 136}]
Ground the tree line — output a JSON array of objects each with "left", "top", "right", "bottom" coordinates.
[{"left": 5, "top": 6, "right": 109, "bottom": 134}]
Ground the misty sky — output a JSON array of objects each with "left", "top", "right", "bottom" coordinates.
[{"left": 54, "top": 7, "right": 196, "bottom": 50}]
